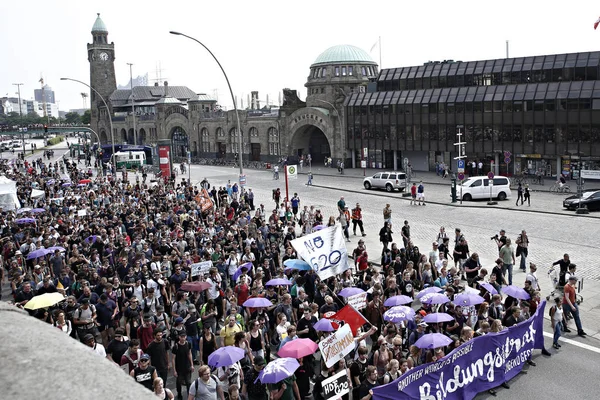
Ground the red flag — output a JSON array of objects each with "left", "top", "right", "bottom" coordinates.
[
  {"left": 595, "top": 16, "right": 600, "bottom": 30},
  {"left": 324, "top": 304, "right": 369, "bottom": 335}
]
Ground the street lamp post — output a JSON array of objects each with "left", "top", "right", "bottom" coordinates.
[
  {"left": 12, "top": 83, "right": 25, "bottom": 155},
  {"left": 128, "top": 63, "right": 137, "bottom": 145},
  {"left": 60, "top": 77, "right": 116, "bottom": 172},
  {"left": 169, "top": 31, "right": 243, "bottom": 178}
]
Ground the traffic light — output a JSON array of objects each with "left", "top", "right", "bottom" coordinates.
[{"left": 44, "top": 125, "right": 48, "bottom": 133}]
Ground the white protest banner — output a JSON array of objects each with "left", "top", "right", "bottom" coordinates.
[
  {"left": 318, "top": 323, "right": 355, "bottom": 368},
  {"left": 581, "top": 169, "right": 600, "bottom": 179},
  {"left": 286, "top": 165, "right": 298, "bottom": 179},
  {"left": 347, "top": 292, "right": 367, "bottom": 310},
  {"left": 290, "top": 224, "right": 349, "bottom": 280},
  {"left": 191, "top": 261, "right": 212, "bottom": 277},
  {"left": 322, "top": 370, "right": 350, "bottom": 400}
]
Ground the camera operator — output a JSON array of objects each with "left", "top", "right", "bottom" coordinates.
[{"left": 491, "top": 229, "right": 507, "bottom": 254}]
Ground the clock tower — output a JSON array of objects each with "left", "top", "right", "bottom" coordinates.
[{"left": 87, "top": 13, "right": 117, "bottom": 143}]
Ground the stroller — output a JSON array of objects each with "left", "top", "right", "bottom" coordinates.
[{"left": 546, "top": 266, "right": 584, "bottom": 305}]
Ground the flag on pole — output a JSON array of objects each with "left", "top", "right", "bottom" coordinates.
[
  {"left": 286, "top": 165, "right": 297, "bottom": 180},
  {"left": 370, "top": 40, "right": 379, "bottom": 53},
  {"left": 324, "top": 304, "right": 369, "bottom": 335},
  {"left": 595, "top": 16, "right": 600, "bottom": 30}
]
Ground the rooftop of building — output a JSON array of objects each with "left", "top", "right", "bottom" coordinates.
[
  {"left": 92, "top": 13, "right": 107, "bottom": 33},
  {"left": 312, "top": 45, "right": 376, "bottom": 67},
  {"left": 110, "top": 85, "right": 198, "bottom": 107}
]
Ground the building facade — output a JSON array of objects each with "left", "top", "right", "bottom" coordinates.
[
  {"left": 346, "top": 52, "right": 600, "bottom": 175},
  {"left": 34, "top": 85, "right": 55, "bottom": 104}
]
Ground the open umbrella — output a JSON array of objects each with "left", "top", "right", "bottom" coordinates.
[
  {"left": 77, "top": 183, "right": 87, "bottom": 188},
  {"left": 416, "top": 287, "right": 443, "bottom": 299},
  {"left": 423, "top": 312, "right": 454, "bottom": 324},
  {"left": 503, "top": 285, "right": 531, "bottom": 300},
  {"left": 420, "top": 293, "right": 450, "bottom": 305},
  {"left": 24, "top": 292, "right": 65, "bottom": 310},
  {"left": 266, "top": 278, "right": 292, "bottom": 286},
  {"left": 278, "top": 338, "right": 319, "bottom": 358},
  {"left": 31, "top": 208, "right": 46, "bottom": 214},
  {"left": 84, "top": 235, "right": 98, "bottom": 244},
  {"left": 233, "top": 261, "right": 253, "bottom": 282},
  {"left": 46, "top": 179, "right": 55, "bottom": 185},
  {"left": 338, "top": 287, "right": 365, "bottom": 297},
  {"left": 383, "top": 306, "right": 415, "bottom": 323},
  {"left": 313, "top": 318, "right": 335, "bottom": 332},
  {"left": 283, "top": 259, "right": 312, "bottom": 271},
  {"left": 15, "top": 218, "right": 36, "bottom": 224},
  {"left": 180, "top": 281, "right": 212, "bottom": 292},
  {"left": 79, "top": 179, "right": 92, "bottom": 184},
  {"left": 384, "top": 295, "right": 414, "bottom": 307},
  {"left": 313, "top": 224, "right": 328, "bottom": 231},
  {"left": 46, "top": 246, "right": 66, "bottom": 253},
  {"left": 16, "top": 208, "right": 32, "bottom": 214},
  {"left": 243, "top": 297, "right": 273, "bottom": 308},
  {"left": 208, "top": 346, "right": 245, "bottom": 368},
  {"left": 257, "top": 358, "right": 300, "bottom": 384},
  {"left": 61, "top": 183, "right": 71, "bottom": 187},
  {"left": 453, "top": 293, "right": 486, "bottom": 307},
  {"left": 414, "top": 333, "right": 453, "bottom": 349},
  {"left": 479, "top": 282, "right": 499, "bottom": 295},
  {"left": 26, "top": 248, "right": 51, "bottom": 260}
]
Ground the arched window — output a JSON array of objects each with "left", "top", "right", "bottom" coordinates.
[
  {"left": 268, "top": 127, "right": 279, "bottom": 155},
  {"left": 201, "top": 127, "right": 210, "bottom": 152},
  {"left": 230, "top": 127, "right": 240, "bottom": 153},
  {"left": 249, "top": 127, "right": 259, "bottom": 137}
]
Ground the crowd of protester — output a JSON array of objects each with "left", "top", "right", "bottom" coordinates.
[{"left": 1, "top": 147, "right": 581, "bottom": 400}]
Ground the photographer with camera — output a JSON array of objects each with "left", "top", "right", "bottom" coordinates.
[{"left": 491, "top": 229, "right": 507, "bottom": 255}]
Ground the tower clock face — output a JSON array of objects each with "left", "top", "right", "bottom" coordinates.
[{"left": 99, "top": 52, "right": 109, "bottom": 61}]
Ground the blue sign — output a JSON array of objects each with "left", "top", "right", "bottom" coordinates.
[{"left": 457, "top": 160, "right": 465, "bottom": 169}]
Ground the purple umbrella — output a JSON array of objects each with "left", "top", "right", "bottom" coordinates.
[
  {"left": 383, "top": 306, "right": 416, "bottom": 323},
  {"left": 384, "top": 295, "right": 414, "bottom": 307},
  {"left": 423, "top": 312, "right": 454, "bottom": 324},
  {"left": 313, "top": 318, "right": 335, "bottom": 332},
  {"left": 46, "top": 246, "right": 66, "bottom": 253},
  {"left": 503, "top": 285, "right": 531, "bottom": 300},
  {"left": 16, "top": 208, "right": 32, "bottom": 214},
  {"left": 257, "top": 358, "right": 300, "bottom": 384},
  {"left": 338, "top": 287, "right": 365, "bottom": 297},
  {"left": 479, "top": 282, "right": 499, "bottom": 295},
  {"left": 313, "top": 224, "right": 328, "bottom": 231},
  {"left": 208, "top": 346, "right": 245, "bottom": 367},
  {"left": 15, "top": 218, "right": 36, "bottom": 224},
  {"left": 77, "top": 183, "right": 86, "bottom": 188},
  {"left": 84, "top": 235, "right": 98, "bottom": 244},
  {"left": 243, "top": 297, "right": 273, "bottom": 308},
  {"left": 414, "top": 333, "right": 453, "bottom": 349},
  {"left": 233, "top": 261, "right": 253, "bottom": 282},
  {"left": 454, "top": 293, "right": 486, "bottom": 307},
  {"left": 416, "top": 287, "right": 443, "bottom": 299},
  {"left": 31, "top": 208, "right": 46, "bottom": 213},
  {"left": 46, "top": 179, "right": 55, "bottom": 185},
  {"left": 420, "top": 293, "right": 450, "bottom": 305},
  {"left": 61, "top": 183, "right": 71, "bottom": 187},
  {"left": 266, "top": 278, "right": 292, "bottom": 286},
  {"left": 26, "top": 248, "right": 51, "bottom": 260}
]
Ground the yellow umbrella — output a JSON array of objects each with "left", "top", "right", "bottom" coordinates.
[{"left": 24, "top": 292, "right": 66, "bottom": 310}]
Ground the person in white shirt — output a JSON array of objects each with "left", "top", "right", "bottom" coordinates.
[
  {"left": 83, "top": 333, "right": 106, "bottom": 357},
  {"left": 525, "top": 263, "right": 541, "bottom": 291},
  {"left": 428, "top": 242, "right": 440, "bottom": 266}
]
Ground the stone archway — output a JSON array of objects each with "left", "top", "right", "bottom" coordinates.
[
  {"left": 128, "top": 129, "right": 135, "bottom": 145},
  {"left": 171, "top": 126, "right": 188, "bottom": 158},
  {"left": 99, "top": 130, "right": 108, "bottom": 144},
  {"left": 120, "top": 128, "right": 127, "bottom": 143},
  {"left": 290, "top": 125, "right": 331, "bottom": 163},
  {"left": 138, "top": 128, "right": 147, "bottom": 145}
]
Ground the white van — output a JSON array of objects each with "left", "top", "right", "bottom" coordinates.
[{"left": 459, "top": 176, "right": 511, "bottom": 201}]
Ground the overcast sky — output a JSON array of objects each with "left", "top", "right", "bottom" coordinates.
[{"left": 2, "top": 0, "right": 600, "bottom": 112}]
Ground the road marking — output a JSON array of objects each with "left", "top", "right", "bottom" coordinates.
[{"left": 543, "top": 331, "right": 600, "bottom": 354}]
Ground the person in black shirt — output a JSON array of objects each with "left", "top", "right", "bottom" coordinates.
[
  {"left": 171, "top": 332, "right": 194, "bottom": 399},
  {"left": 358, "top": 366, "right": 379, "bottom": 400},
  {"left": 146, "top": 329, "right": 170, "bottom": 385},
  {"left": 296, "top": 308, "right": 318, "bottom": 342},
  {"left": 106, "top": 327, "right": 129, "bottom": 364},
  {"left": 130, "top": 353, "right": 157, "bottom": 391}
]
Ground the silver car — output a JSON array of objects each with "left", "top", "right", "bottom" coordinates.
[{"left": 363, "top": 171, "right": 407, "bottom": 192}]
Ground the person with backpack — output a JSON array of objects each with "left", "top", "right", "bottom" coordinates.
[
  {"left": 72, "top": 298, "right": 99, "bottom": 343},
  {"left": 189, "top": 365, "right": 223, "bottom": 400},
  {"left": 549, "top": 297, "right": 566, "bottom": 349},
  {"left": 172, "top": 331, "right": 195, "bottom": 400}
]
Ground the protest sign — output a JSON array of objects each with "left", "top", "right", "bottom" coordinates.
[
  {"left": 195, "top": 188, "right": 214, "bottom": 212},
  {"left": 324, "top": 304, "right": 369, "bottom": 335},
  {"left": 347, "top": 292, "right": 367, "bottom": 310},
  {"left": 322, "top": 370, "right": 350, "bottom": 400},
  {"left": 318, "top": 323, "right": 355, "bottom": 368},
  {"left": 290, "top": 224, "right": 349, "bottom": 280},
  {"left": 373, "top": 301, "right": 547, "bottom": 400},
  {"left": 191, "top": 261, "right": 212, "bottom": 277}
]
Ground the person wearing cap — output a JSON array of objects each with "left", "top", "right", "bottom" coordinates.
[
  {"left": 83, "top": 333, "right": 106, "bottom": 357},
  {"left": 172, "top": 331, "right": 194, "bottom": 399},
  {"left": 408, "top": 322, "right": 427, "bottom": 347},
  {"left": 106, "top": 327, "right": 129, "bottom": 364},
  {"left": 563, "top": 275, "right": 586, "bottom": 337},
  {"left": 73, "top": 297, "right": 99, "bottom": 343},
  {"left": 130, "top": 353, "right": 158, "bottom": 392},
  {"left": 242, "top": 355, "right": 268, "bottom": 400}
]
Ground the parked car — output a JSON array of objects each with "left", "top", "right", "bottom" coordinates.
[
  {"left": 363, "top": 171, "right": 407, "bottom": 192},
  {"left": 459, "top": 176, "right": 511, "bottom": 201},
  {"left": 563, "top": 189, "right": 600, "bottom": 211},
  {"left": 0, "top": 144, "right": 10, "bottom": 151}
]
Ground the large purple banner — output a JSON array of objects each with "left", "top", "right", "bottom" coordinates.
[{"left": 373, "top": 301, "right": 547, "bottom": 400}]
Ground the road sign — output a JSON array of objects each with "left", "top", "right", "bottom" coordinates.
[
  {"left": 363, "top": 148, "right": 368, "bottom": 157},
  {"left": 488, "top": 171, "right": 495, "bottom": 180},
  {"left": 457, "top": 173, "right": 465, "bottom": 180},
  {"left": 457, "top": 160, "right": 465, "bottom": 173},
  {"left": 504, "top": 151, "right": 512, "bottom": 157},
  {"left": 360, "top": 160, "right": 367, "bottom": 168},
  {"left": 239, "top": 174, "right": 246, "bottom": 187},
  {"left": 504, "top": 157, "right": 511, "bottom": 163}
]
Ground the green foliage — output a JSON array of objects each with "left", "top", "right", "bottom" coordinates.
[
  {"left": 47, "top": 136, "right": 64, "bottom": 145},
  {"left": 64, "top": 112, "right": 81, "bottom": 124},
  {"left": 81, "top": 110, "right": 91, "bottom": 125}
]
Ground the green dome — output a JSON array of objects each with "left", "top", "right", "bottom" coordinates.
[
  {"left": 92, "top": 13, "right": 107, "bottom": 33},
  {"left": 312, "top": 45, "right": 376, "bottom": 66}
]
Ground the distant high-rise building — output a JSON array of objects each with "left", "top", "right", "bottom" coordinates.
[{"left": 34, "top": 85, "right": 56, "bottom": 104}]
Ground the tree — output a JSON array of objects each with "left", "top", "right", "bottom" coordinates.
[
  {"left": 81, "top": 110, "right": 91, "bottom": 125},
  {"left": 64, "top": 112, "right": 81, "bottom": 124}
]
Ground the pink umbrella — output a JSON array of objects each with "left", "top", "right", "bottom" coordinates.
[{"left": 277, "top": 338, "right": 318, "bottom": 358}]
